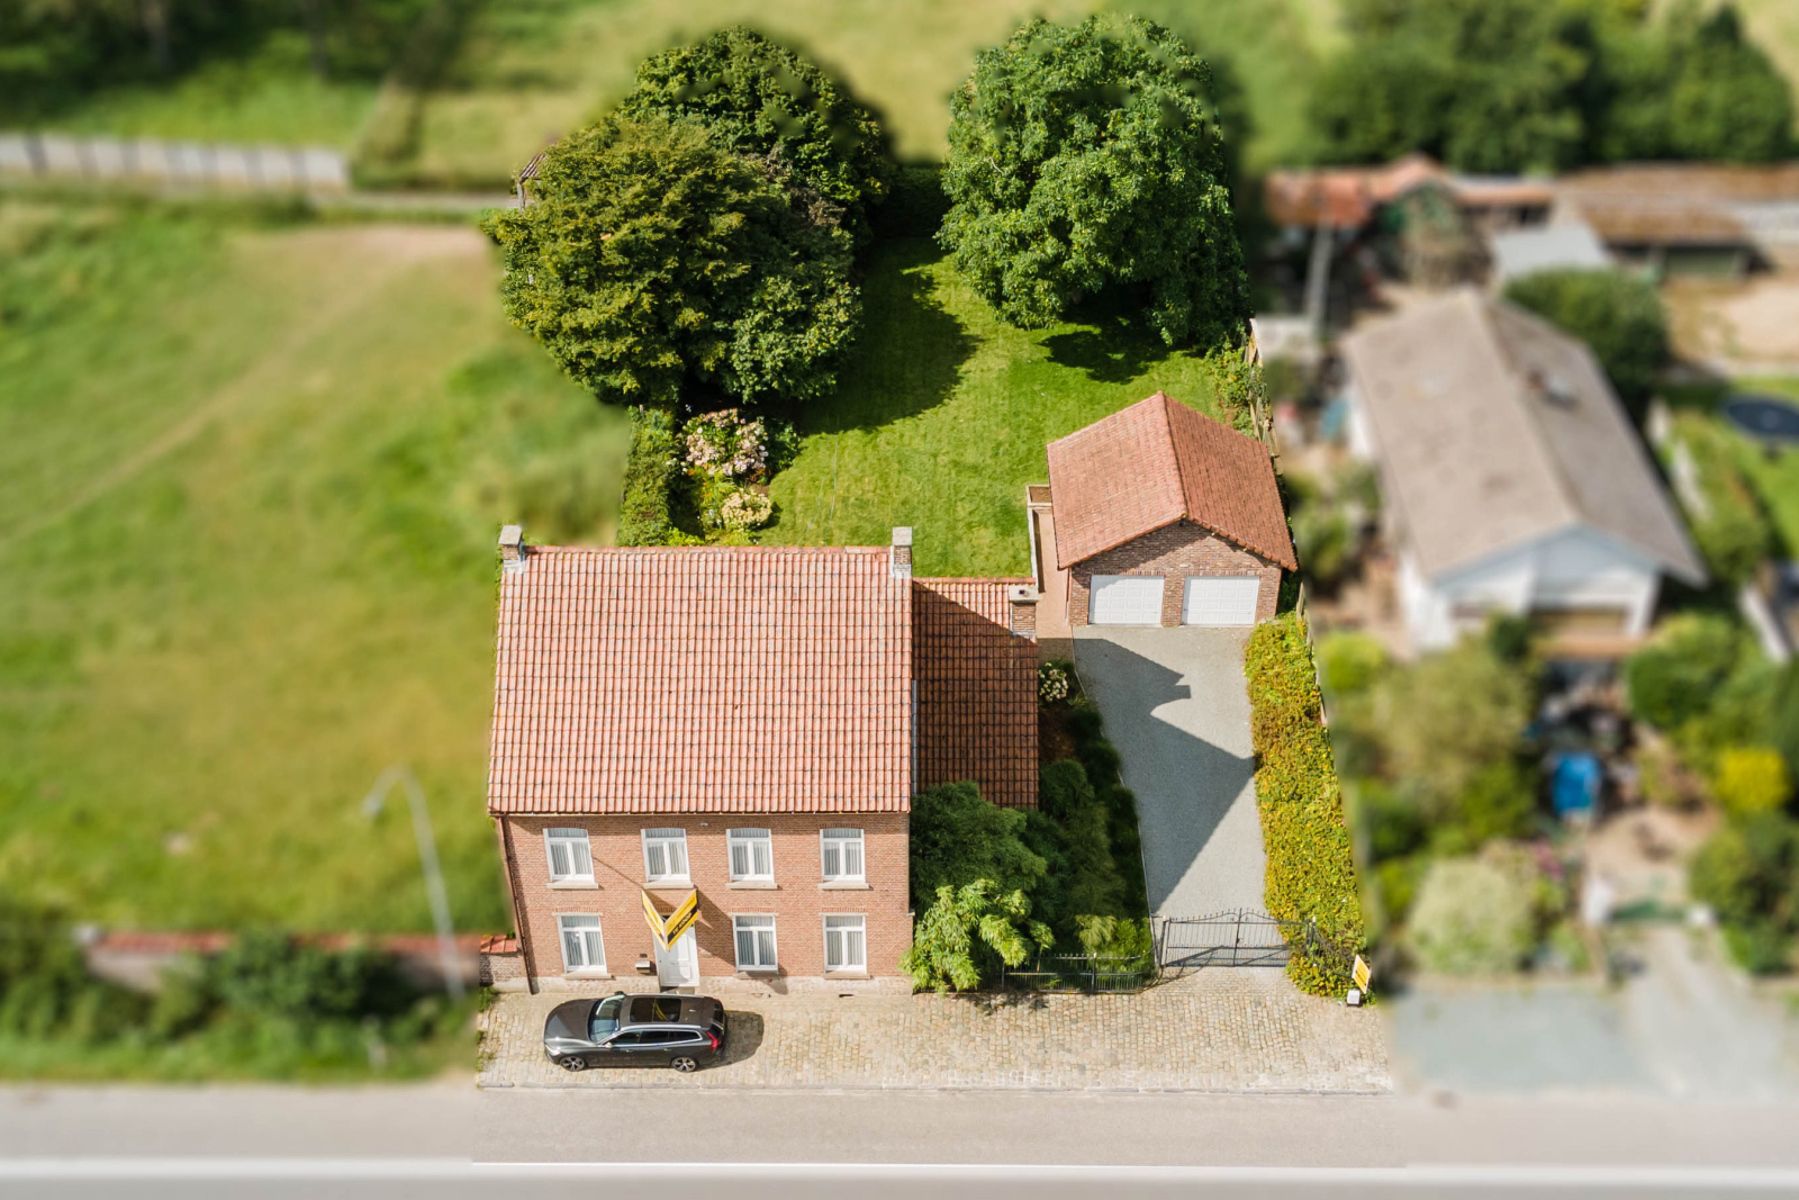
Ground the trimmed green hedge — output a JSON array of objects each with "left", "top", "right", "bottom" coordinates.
[
  {"left": 616, "top": 407, "right": 682, "bottom": 546},
  {"left": 1245, "top": 614, "right": 1366, "bottom": 996}
]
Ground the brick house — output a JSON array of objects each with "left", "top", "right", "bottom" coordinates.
[
  {"left": 1032, "top": 392, "right": 1296, "bottom": 631},
  {"left": 485, "top": 528, "right": 1037, "bottom": 992}
]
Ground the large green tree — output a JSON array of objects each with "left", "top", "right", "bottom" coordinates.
[
  {"left": 617, "top": 26, "right": 894, "bottom": 239},
  {"left": 482, "top": 114, "right": 858, "bottom": 409},
  {"left": 1503, "top": 268, "right": 1668, "bottom": 423},
  {"left": 938, "top": 14, "right": 1250, "bottom": 349}
]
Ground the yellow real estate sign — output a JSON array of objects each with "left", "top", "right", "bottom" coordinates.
[
  {"left": 1353, "top": 954, "right": 1373, "bottom": 993},
  {"left": 641, "top": 889, "right": 701, "bottom": 950}
]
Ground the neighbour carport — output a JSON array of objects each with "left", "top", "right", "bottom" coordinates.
[{"left": 1072, "top": 626, "right": 1268, "bottom": 927}]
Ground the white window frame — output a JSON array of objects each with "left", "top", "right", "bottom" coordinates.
[
  {"left": 820, "top": 828, "right": 866, "bottom": 883},
  {"left": 543, "top": 827, "right": 594, "bottom": 885},
  {"left": 726, "top": 827, "right": 774, "bottom": 883},
  {"left": 823, "top": 913, "right": 867, "bottom": 974},
  {"left": 731, "top": 914, "right": 779, "bottom": 972},
  {"left": 556, "top": 913, "right": 606, "bottom": 975},
  {"left": 641, "top": 828, "right": 689, "bottom": 884}
]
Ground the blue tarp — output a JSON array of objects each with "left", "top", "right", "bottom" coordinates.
[{"left": 1550, "top": 752, "right": 1602, "bottom": 818}]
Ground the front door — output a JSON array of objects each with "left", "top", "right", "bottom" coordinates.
[{"left": 656, "top": 929, "right": 698, "bottom": 989}]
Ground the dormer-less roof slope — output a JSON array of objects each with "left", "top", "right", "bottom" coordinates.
[
  {"left": 1046, "top": 392, "right": 1298, "bottom": 571},
  {"left": 486, "top": 545, "right": 913, "bottom": 816},
  {"left": 1340, "top": 289, "right": 1706, "bottom": 586}
]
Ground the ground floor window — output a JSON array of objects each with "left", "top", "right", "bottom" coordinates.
[
  {"left": 732, "top": 914, "right": 778, "bottom": 972},
  {"left": 557, "top": 914, "right": 605, "bottom": 974},
  {"left": 823, "top": 913, "right": 866, "bottom": 973}
]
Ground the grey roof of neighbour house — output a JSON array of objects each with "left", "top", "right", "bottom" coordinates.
[
  {"left": 1489, "top": 221, "right": 1610, "bottom": 285},
  {"left": 1340, "top": 289, "right": 1706, "bottom": 586}
]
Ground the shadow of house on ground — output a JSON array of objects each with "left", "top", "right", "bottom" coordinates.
[
  {"left": 1071, "top": 628, "right": 1264, "bottom": 922},
  {"left": 795, "top": 237, "right": 977, "bottom": 436}
]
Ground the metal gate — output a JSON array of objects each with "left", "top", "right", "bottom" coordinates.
[{"left": 1155, "top": 909, "right": 1303, "bottom": 969}]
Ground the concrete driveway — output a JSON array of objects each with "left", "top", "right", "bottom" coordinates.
[{"left": 1073, "top": 627, "right": 1266, "bottom": 919}]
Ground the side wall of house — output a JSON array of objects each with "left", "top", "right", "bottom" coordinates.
[
  {"left": 500, "top": 812, "right": 911, "bottom": 987},
  {"left": 1067, "top": 521, "right": 1283, "bottom": 627}
]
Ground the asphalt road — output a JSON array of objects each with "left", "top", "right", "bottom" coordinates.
[{"left": 6, "top": 1084, "right": 1799, "bottom": 1195}]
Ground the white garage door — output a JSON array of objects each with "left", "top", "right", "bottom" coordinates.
[
  {"left": 1181, "top": 576, "right": 1260, "bottom": 626},
  {"left": 1089, "top": 575, "right": 1165, "bottom": 625}
]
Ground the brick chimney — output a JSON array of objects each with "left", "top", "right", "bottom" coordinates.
[
  {"left": 499, "top": 524, "right": 527, "bottom": 574},
  {"left": 1006, "top": 584, "right": 1039, "bottom": 638},
  {"left": 890, "top": 527, "right": 913, "bottom": 580}
]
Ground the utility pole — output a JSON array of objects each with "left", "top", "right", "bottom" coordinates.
[{"left": 363, "top": 766, "right": 464, "bottom": 1000}]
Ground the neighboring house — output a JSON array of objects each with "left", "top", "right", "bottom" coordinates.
[
  {"left": 1339, "top": 290, "right": 1707, "bottom": 653},
  {"left": 485, "top": 529, "right": 1038, "bottom": 992},
  {"left": 1031, "top": 392, "right": 1297, "bottom": 630},
  {"left": 1488, "top": 221, "right": 1611, "bottom": 288},
  {"left": 1264, "top": 153, "right": 1555, "bottom": 237},
  {"left": 1555, "top": 163, "right": 1799, "bottom": 279}
]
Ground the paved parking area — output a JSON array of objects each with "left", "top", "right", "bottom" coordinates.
[
  {"left": 478, "top": 971, "right": 1389, "bottom": 1093},
  {"left": 1073, "top": 627, "right": 1266, "bottom": 919}
]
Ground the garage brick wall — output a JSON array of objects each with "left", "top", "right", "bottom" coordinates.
[
  {"left": 499, "top": 813, "right": 911, "bottom": 985},
  {"left": 1067, "top": 520, "right": 1283, "bottom": 627}
]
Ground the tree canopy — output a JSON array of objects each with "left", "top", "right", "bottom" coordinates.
[
  {"left": 481, "top": 114, "right": 858, "bottom": 409},
  {"left": 617, "top": 26, "right": 894, "bottom": 239},
  {"left": 938, "top": 14, "right": 1250, "bottom": 349},
  {"left": 1503, "top": 268, "right": 1668, "bottom": 423},
  {"left": 1307, "top": 0, "right": 1792, "bottom": 172}
]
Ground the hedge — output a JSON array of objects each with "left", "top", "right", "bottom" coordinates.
[
  {"left": 1244, "top": 614, "right": 1366, "bottom": 995},
  {"left": 616, "top": 407, "right": 681, "bottom": 546}
]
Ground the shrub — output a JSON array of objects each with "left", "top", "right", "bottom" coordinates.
[
  {"left": 715, "top": 489, "right": 773, "bottom": 533},
  {"left": 939, "top": 15, "right": 1250, "bottom": 349},
  {"left": 908, "top": 781, "right": 1046, "bottom": 908},
  {"left": 1689, "top": 814, "right": 1799, "bottom": 930},
  {"left": 1503, "top": 269, "right": 1668, "bottom": 421},
  {"left": 1712, "top": 746, "right": 1791, "bottom": 819},
  {"left": 1432, "top": 759, "right": 1539, "bottom": 855},
  {"left": 1722, "top": 922, "right": 1792, "bottom": 975},
  {"left": 203, "top": 932, "right": 413, "bottom": 1025},
  {"left": 1625, "top": 614, "right": 1746, "bottom": 733},
  {"left": 1038, "top": 660, "right": 1072, "bottom": 705},
  {"left": 1318, "top": 632, "right": 1388, "bottom": 698},
  {"left": 1407, "top": 856, "right": 1537, "bottom": 974},
  {"left": 617, "top": 407, "right": 682, "bottom": 546},
  {"left": 682, "top": 408, "right": 770, "bottom": 482},
  {"left": 1027, "top": 761, "right": 1127, "bottom": 930},
  {"left": 1675, "top": 416, "right": 1774, "bottom": 586},
  {"left": 618, "top": 26, "right": 894, "bottom": 239},
  {"left": 1244, "top": 615, "right": 1366, "bottom": 994},
  {"left": 482, "top": 114, "right": 858, "bottom": 409},
  {"left": 903, "top": 881, "right": 1053, "bottom": 992}
]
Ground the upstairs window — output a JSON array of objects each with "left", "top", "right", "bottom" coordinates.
[
  {"left": 544, "top": 827, "right": 593, "bottom": 883},
  {"left": 727, "top": 828, "right": 773, "bottom": 882},
  {"left": 821, "top": 828, "right": 865, "bottom": 882},
  {"left": 642, "top": 828, "right": 689, "bottom": 883}
]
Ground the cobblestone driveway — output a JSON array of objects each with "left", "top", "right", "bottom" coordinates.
[{"left": 478, "top": 972, "right": 1389, "bottom": 1093}]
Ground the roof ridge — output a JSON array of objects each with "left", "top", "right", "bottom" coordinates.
[
  {"left": 1477, "top": 294, "right": 1588, "bottom": 535},
  {"left": 1154, "top": 391, "right": 1194, "bottom": 524}
]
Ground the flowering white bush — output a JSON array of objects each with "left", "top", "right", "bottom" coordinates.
[
  {"left": 1038, "top": 661, "right": 1072, "bottom": 704},
  {"left": 683, "top": 409, "right": 768, "bottom": 481},
  {"left": 718, "top": 488, "right": 774, "bottom": 531}
]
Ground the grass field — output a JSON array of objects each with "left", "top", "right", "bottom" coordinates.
[
  {"left": 0, "top": 201, "right": 628, "bottom": 934},
  {"left": 23, "top": 31, "right": 381, "bottom": 149},
  {"left": 765, "top": 238, "right": 1221, "bottom": 577}
]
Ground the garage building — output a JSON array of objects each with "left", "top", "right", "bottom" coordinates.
[{"left": 1037, "top": 392, "right": 1297, "bottom": 630}]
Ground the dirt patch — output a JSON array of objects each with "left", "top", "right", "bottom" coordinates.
[{"left": 1667, "top": 274, "right": 1799, "bottom": 366}]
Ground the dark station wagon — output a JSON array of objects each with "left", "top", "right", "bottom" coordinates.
[{"left": 542, "top": 992, "right": 728, "bottom": 1073}]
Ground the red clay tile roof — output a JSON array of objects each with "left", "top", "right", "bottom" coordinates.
[
  {"left": 1046, "top": 393, "right": 1296, "bottom": 571},
  {"left": 912, "top": 578, "right": 1040, "bottom": 809},
  {"left": 486, "top": 545, "right": 914, "bottom": 816}
]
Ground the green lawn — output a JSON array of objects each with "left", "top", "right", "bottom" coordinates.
[
  {"left": 764, "top": 238, "right": 1221, "bottom": 577},
  {"left": 24, "top": 31, "right": 381, "bottom": 149},
  {"left": 1667, "top": 376, "right": 1799, "bottom": 556},
  {"left": 0, "top": 202, "right": 629, "bottom": 934}
]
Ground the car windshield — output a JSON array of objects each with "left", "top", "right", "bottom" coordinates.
[{"left": 589, "top": 996, "right": 623, "bottom": 1041}]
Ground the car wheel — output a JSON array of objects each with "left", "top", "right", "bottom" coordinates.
[
  {"left": 669, "top": 1056, "right": 699, "bottom": 1073},
  {"left": 559, "top": 1056, "right": 587, "bottom": 1073}
]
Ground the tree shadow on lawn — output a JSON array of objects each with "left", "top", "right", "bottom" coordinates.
[
  {"left": 1042, "top": 295, "right": 1191, "bottom": 386},
  {"left": 797, "top": 237, "right": 978, "bottom": 436}
]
